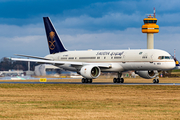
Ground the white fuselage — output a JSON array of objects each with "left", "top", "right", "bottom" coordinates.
[{"left": 45, "top": 49, "right": 175, "bottom": 72}]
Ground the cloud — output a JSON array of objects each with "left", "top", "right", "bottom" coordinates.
[
  {"left": 0, "top": 23, "right": 44, "bottom": 37},
  {"left": 1, "top": 21, "right": 180, "bottom": 58},
  {"left": 0, "top": 0, "right": 180, "bottom": 59},
  {"left": 11, "top": 35, "right": 44, "bottom": 43},
  {"left": 0, "top": 0, "right": 180, "bottom": 29},
  {"left": 60, "top": 26, "right": 180, "bottom": 58},
  {"left": 155, "top": 0, "right": 180, "bottom": 12},
  {"left": 157, "top": 13, "right": 180, "bottom": 27},
  {"left": 53, "top": 12, "right": 143, "bottom": 34},
  {"left": 0, "top": 35, "right": 48, "bottom": 58}
]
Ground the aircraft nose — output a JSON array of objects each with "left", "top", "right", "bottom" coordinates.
[
  {"left": 166, "top": 61, "right": 176, "bottom": 69},
  {"left": 161, "top": 61, "right": 175, "bottom": 70}
]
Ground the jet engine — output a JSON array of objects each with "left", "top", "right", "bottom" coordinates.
[
  {"left": 135, "top": 70, "right": 157, "bottom": 79},
  {"left": 80, "top": 65, "right": 101, "bottom": 79}
]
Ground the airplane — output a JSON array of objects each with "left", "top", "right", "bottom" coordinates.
[
  {"left": 10, "top": 17, "right": 175, "bottom": 84},
  {"left": 173, "top": 57, "right": 180, "bottom": 69}
]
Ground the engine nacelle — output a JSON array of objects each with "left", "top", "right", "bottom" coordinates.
[
  {"left": 135, "top": 70, "right": 157, "bottom": 79},
  {"left": 80, "top": 65, "right": 101, "bottom": 79}
]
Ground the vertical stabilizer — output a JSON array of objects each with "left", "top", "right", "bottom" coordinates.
[
  {"left": 174, "top": 57, "right": 180, "bottom": 67},
  {"left": 43, "top": 17, "right": 67, "bottom": 54}
]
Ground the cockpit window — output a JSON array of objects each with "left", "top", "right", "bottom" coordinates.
[
  {"left": 165, "top": 56, "right": 170, "bottom": 59},
  {"left": 158, "top": 56, "right": 162, "bottom": 59},
  {"left": 158, "top": 56, "right": 173, "bottom": 60}
]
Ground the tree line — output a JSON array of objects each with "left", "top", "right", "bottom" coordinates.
[{"left": 0, "top": 57, "right": 39, "bottom": 71}]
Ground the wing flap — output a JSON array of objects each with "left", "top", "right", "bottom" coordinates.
[{"left": 83, "top": 63, "right": 112, "bottom": 68}]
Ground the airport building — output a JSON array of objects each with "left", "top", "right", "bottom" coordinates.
[
  {"left": 0, "top": 70, "right": 24, "bottom": 77},
  {"left": 142, "top": 8, "right": 159, "bottom": 49},
  {"left": 34, "top": 64, "right": 62, "bottom": 76}
]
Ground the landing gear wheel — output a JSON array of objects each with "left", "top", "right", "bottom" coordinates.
[
  {"left": 82, "top": 78, "right": 85, "bottom": 83},
  {"left": 153, "top": 79, "right": 159, "bottom": 83},
  {"left": 89, "top": 79, "right": 92, "bottom": 83},
  {"left": 113, "top": 78, "right": 124, "bottom": 83},
  {"left": 153, "top": 79, "right": 156, "bottom": 83},
  {"left": 120, "top": 78, "right": 124, "bottom": 83},
  {"left": 113, "top": 78, "right": 117, "bottom": 83},
  {"left": 156, "top": 79, "right": 159, "bottom": 83},
  {"left": 85, "top": 79, "right": 88, "bottom": 83},
  {"left": 82, "top": 78, "right": 93, "bottom": 83},
  {"left": 117, "top": 78, "right": 120, "bottom": 83}
]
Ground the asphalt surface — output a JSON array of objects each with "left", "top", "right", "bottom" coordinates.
[
  {"left": 0, "top": 76, "right": 180, "bottom": 85},
  {"left": 0, "top": 81, "right": 179, "bottom": 85}
]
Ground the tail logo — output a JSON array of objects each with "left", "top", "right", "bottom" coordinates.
[
  {"left": 48, "top": 31, "right": 56, "bottom": 50},
  {"left": 176, "top": 60, "right": 179, "bottom": 66}
]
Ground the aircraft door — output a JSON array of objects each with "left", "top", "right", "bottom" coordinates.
[
  {"left": 122, "top": 55, "right": 125, "bottom": 63},
  {"left": 150, "top": 54, "right": 154, "bottom": 63}
]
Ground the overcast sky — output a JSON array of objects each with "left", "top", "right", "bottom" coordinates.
[{"left": 1, "top": 0, "right": 180, "bottom": 59}]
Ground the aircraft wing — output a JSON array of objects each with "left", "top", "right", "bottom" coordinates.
[
  {"left": 10, "top": 58, "right": 112, "bottom": 68},
  {"left": 10, "top": 58, "right": 83, "bottom": 66},
  {"left": 14, "top": 54, "right": 51, "bottom": 60}
]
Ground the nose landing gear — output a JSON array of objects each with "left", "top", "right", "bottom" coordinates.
[
  {"left": 153, "top": 71, "right": 159, "bottom": 83},
  {"left": 153, "top": 79, "right": 159, "bottom": 83}
]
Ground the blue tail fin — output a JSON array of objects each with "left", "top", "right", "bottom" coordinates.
[
  {"left": 174, "top": 57, "right": 180, "bottom": 67},
  {"left": 43, "top": 17, "right": 67, "bottom": 54}
]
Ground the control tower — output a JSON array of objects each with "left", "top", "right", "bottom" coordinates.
[{"left": 142, "top": 8, "right": 159, "bottom": 49}]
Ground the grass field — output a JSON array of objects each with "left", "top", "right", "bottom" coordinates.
[{"left": 0, "top": 78, "right": 180, "bottom": 120}]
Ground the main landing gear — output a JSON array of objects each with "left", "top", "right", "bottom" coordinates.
[
  {"left": 113, "top": 72, "right": 124, "bottom": 83},
  {"left": 82, "top": 78, "right": 92, "bottom": 83},
  {"left": 113, "top": 78, "right": 124, "bottom": 83}
]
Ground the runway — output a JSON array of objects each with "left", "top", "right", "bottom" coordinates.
[
  {"left": 0, "top": 76, "right": 180, "bottom": 85},
  {"left": 0, "top": 81, "right": 179, "bottom": 85}
]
